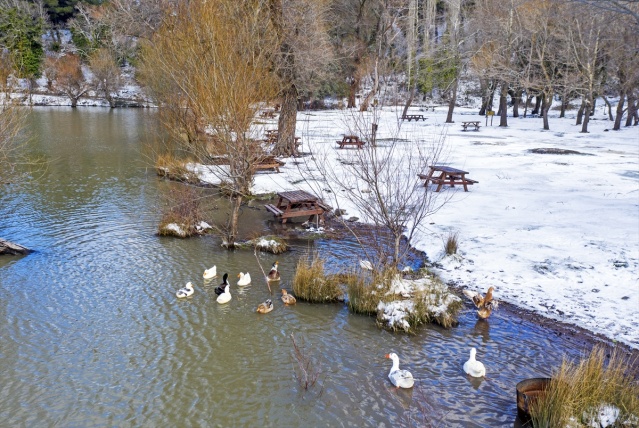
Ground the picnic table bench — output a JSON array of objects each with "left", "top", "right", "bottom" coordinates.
[
  {"left": 418, "top": 165, "right": 478, "bottom": 192},
  {"left": 252, "top": 155, "right": 285, "bottom": 173},
  {"left": 260, "top": 110, "right": 276, "bottom": 119},
  {"left": 402, "top": 114, "right": 427, "bottom": 122},
  {"left": 336, "top": 135, "right": 366, "bottom": 149},
  {"left": 461, "top": 121, "right": 481, "bottom": 131},
  {"left": 263, "top": 130, "right": 302, "bottom": 147},
  {"left": 264, "top": 190, "right": 330, "bottom": 224}
]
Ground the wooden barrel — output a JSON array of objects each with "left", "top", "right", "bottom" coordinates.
[{"left": 516, "top": 378, "right": 552, "bottom": 420}]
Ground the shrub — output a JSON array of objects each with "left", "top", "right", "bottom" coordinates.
[
  {"left": 376, "top": 270, "right": 462, "bottom": 332},
  {"left": 444, "top": 231, "right": 459, "bottom": 255},
  {"left": 292, "top": 254, "right": 343, "bottom": 303},
  {"left": 157, "top": 184, "right": 201, "bottom": 237},
  {"left": 529, "top": 346, "right": 639, "bottom": 427}
]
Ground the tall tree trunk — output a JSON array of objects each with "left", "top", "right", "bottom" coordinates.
[
  {"left": 613, "top": 91, "right": 626, "bottom": 130},
  {"left": 601, "top": 96, "right": 613, "bottom": 121},
  {"left": 225, "top": 194, "right": 243, "bottom": 249},
  {"left": 499, "top": 82, "right": 508, "bottom": 127},
  {"left": 626, "top": 92, "right": 637, "bottom": 126},
  {"left": 576, "top": 99, "right": 585, "bottom": 125},
  {"left": 347, "top": 76, "right": 359, "bottom": 108},
  {"left": 581, "top": 94, "right": 592, "bottom": 133},
  {"left": 361, "top": 57, "right": 379, "bottom": 112},
  {"left": 542, "top": 92, "right": 552, "bottom": 130},
  {"left": 559, "top": 96, "right": 569, "bottom": 118},
  {"left": 445, "top": 77, "right": 458, "bottom": 123},
  {"left": 532, "top": 95, "right": 541, "bottom": 115},
  {"left": 274, "top": 84, "right": 298, "bottom": 156},
  {"left": 512, "top": 89, "right": 521, "bottom": 117}
]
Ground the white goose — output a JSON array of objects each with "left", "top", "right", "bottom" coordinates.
[
  {"left": 176, "top": 282, "right": 194, "bottom": 298},
  {"left": 463, "top": 347, "right": 486, "bottom": 378},
  {"left": 203, "top": 265, "right": 217, "bottom": 280},
  {"left": 217, "top": 284, "right": 231, "bottom": 304},
  {"left": 237, "top": 272, "right": 251, "bottom": 286},
  {"left": 385, "top": 353, "right": 415, "bottom": 388}
]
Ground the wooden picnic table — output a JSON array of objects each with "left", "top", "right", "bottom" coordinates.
[
  {"left": 263, "top": 130, "right": 301, "bottom": 147},
  {"left": 461, "top": 121, "right": 481, "bottom": 131},
  {"left": 336, "top": 135, "right": 366, "bottom": 149},
  {"left": 418, "top": 165, "right": 478, "bottom": 192},
  {"left": 264, "top": 190, "right": 331, "bottom": 224},
  {"left": 252, "top": 155, "right": 285, "bottom": 173},
  {"left": 402, "top": 114, "right": 427, "bottom": 122}
]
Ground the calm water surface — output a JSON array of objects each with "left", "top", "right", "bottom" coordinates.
[{"left": 1, "top": 108, "right": 594, "bottom": 427}]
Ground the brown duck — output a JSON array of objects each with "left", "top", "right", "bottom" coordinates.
[{"left": 463, "top": 286, "right": 498, "bottom": 319}]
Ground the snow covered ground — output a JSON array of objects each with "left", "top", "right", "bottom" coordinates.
[
  {"left": 200, "top": 104, "right": 638, "bottom": 349},
  {"left": 14, "top": 83, "right": 636, "bottom": 348}
]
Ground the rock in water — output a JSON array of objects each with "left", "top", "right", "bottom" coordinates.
[{"left": 0, "top": 238, "right": 32, "bottom": 255}]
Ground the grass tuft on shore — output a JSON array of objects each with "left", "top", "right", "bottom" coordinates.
[
  {"left": 529, "top": 346, "right": 639, "bottom": 427},
  {"left": 292, "top": 254, "right": 343, "bottom": 303}
]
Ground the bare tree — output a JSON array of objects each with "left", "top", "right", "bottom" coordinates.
[
  {"left": 307, "top": 110, "right": 447, "bottom": 268},
  {"left": 51, "top": 53, "right": 90, "bottom": 107},
  {"left": 269, "top": 0, "right": 333, "bottom": 156},
  {"left": 89, "top": 47, "right": 121, "bottom": 108},
  {"left": 563, "top": 5, "right": 608, "bottom": 133},
  {"left": 139, "top": 0, "right": 278, "bottom": 248}
]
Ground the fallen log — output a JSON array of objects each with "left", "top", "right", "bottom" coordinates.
[{"left": 0, "top": 238, "right": 32, "bottom": 255}]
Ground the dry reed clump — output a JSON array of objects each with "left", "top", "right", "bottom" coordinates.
[
  {"left": 157, "top": 185, "right": 202, "bottom": 237},
  {"left": 345, "top": 269, "right": 392, "bottom": 315},
  {"left": 292, "top": 255, "right": 343, "bottom": 303},
  {"left": 529, "top": 346, "right": 639, "bottom": 428},
  {"left": 155, "top": 154, "right": 199, "bottom": 184},
  {"left": 375, "top": 270, "right": 462, "bottom": 333},
  {"left": 444, "top": 231, "right": 459, "bottom": 255},
  {"left": 407, "top": 279, "right": 462, "bottom": 329}
]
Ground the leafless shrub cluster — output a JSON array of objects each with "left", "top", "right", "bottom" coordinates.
[{"left": 290, "top": 333, "right": 322, "bottom": 391}]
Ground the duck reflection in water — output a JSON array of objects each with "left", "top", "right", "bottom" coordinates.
[{"left": 473, "top": 318, "right": 491, "bottom": 343}]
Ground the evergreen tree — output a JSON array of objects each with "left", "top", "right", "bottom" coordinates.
[{"left": 0, "top": 7, "right": 45, "bottom": 78}]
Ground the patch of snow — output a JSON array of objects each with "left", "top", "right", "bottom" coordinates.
[{"left": 162, "top": 223, "right": 187, "bottom": 238}]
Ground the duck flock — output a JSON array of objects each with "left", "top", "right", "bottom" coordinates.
[
  {"left": 176, "top": 260, "right": 295, "bottom": 313},
  {"left": 176, "top": 262, "right": 495, "bottom": 389}
]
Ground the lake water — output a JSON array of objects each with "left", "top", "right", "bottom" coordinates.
[{"left": 0, "top": 107, "right": 602, "bottom": 427}]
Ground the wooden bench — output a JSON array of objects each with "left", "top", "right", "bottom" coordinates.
[
  {"left": 260, "top": 110, "right": 276, "bottom": 119},
  {"left": 461, "top": 121, "right": 481, "bottom": 131},
  {"left": 264, "top": 204, "right": 284, "bottom": 216},
  {"left": 252, "top": 156, "right": 285, "bottom": 173},
  {"left": 402, "top": 114, "right": 427, "bottom": 122},
  {"left": 336, "top": 135, "right": 365, "bottom": 149}
]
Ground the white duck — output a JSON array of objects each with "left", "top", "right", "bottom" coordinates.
[
  {"left": 203, "top": 265, "right": 217, "bottom": 280},
  {"left": 216, "top": 284, "right": 231, "bottom": 304},
  {"left": 385, "top": 353, "right": 415, "bottom": 388},
  {"left": 463, "top": 347, "right": 486, "bottom": 378},
  {"left": 237, "top": 272, "right": 251, "bottom": 286},
  {"left": 359, "top": 259, "right": 374, "bottom": 271},
  {"left": 176, "top": 282, "right": 194, "bottom": 298}
]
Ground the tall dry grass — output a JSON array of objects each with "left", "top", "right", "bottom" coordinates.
[
  {"left": 292, "top": 254, "right": 343, "bottom": 303},
  {"left": 529, "top": 346, "right": 639, "bottom": 427},
  {"left": 345, "top": 269, "right": 392, "bottom": 315},
  {"left": 444, "top": 231, "right": 459, "bottom": 255}
]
